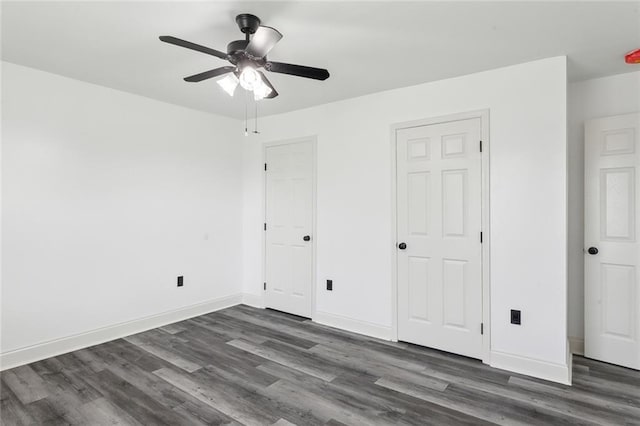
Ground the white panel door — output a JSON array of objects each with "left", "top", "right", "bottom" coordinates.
[
  {"left": 397, "top": 118, "right": 483, "bottom": 359},
  {"left": 585, "top": 112, "right": 640, "bottom": 370},
  {"left": 265, "top": 140, "right": 314, "bottom": 318}
]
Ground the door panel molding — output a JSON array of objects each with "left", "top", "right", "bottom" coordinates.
[
  {"left": 261, "top": 136, "right": 317, "bottom": 319},
  {"left": 585, "top": 112, "right": 640, "bottom": 370},
  {"left": 390, "top": 110, "right": 491, "bottom": 364}
]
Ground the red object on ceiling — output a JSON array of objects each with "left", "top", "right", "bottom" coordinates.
[{"left": 625, "top": 49, "right": 640, "bottom": 64}]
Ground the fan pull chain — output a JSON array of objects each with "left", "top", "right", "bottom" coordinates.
[
  {"left": 244, "top": 90, "right": 248, "bottom": 136},
  {"left": 253, "top": 100, "right": 260, "bottom": 134}
]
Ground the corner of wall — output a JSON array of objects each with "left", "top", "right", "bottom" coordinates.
[
  {"left": 242, "top": 292, "right": 265, "bottom": 308},
  {"left": 569, "top": 336, "right": 584, "bottom": 355}
]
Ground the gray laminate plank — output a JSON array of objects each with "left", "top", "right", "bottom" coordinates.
[
  {"left": 572, "top": 372, "right": 640, "bottom": 406},
  {"left": 215, "top": 312, "right": 320, "bottom": 349},
  {"left": 190, "top": 315, "right": 270, "bottom": 345},
  {"left": 375, "top": 375, "right": 448, "bottom": 396},
  {"left": 178, "top": 325, "right": 268, "bottom": 368},
  {"left": 172, "top": 399, "right": 240, "bottom": 426},
  {"left": 576, "top": 356, "right": 640, "bottom": 380},
  {"left": 193, "top": 365, "right": 326, "bottom": 426},
  {"left": 307, "top": 343, "right": 428, "bottom": 381},
  {"left": 419, "top": 368, "right": 609, "bottom": 425},
  {"left": 260, "top": 359, "right": 496, "bottom": 426},
  {"left": 2, "top": 365, "right": 49, "bottom": 404},
  {"left": 257, "top": 362, "right": 408, "bottom": 424},
  {"left": 0, "top": 379, "right": 38, "bottom": 425},
  {"left": 30, "top": 358, "right": 103, "bottom": 404},
  {"left": 71, "top": 348, "right": 109, "bottom": 373},
  {"left": 444, "top": 383, "right": 593, "bottom": 426},
  {"left": 272, "top": 418, "right": 297, "bottom": 426},
  {"left": 153, "top": 366, "right": 282, "bottom": 426},
  {"left": 507, "top": 375, "right": 640, "bottom": 422},
  {"left": 79, "top": 397, "right": 144, "bottom": 425},
  {"left": 83, "top": 369, "right": 188, "bottom": 425},
  {"left": 87, "top": 342, "right": 208, "bottom": 411},
  {"left": 329, "top": 371, "right": 493, "bottom": 426},
  {"left": 264, "top": 377, "right": 399, "bottom": 426},
  {"left": 203, "top": 358, "right": 280, "bottom": 389},
  {"left": 226, "top": 339, "right": 337, "bottom": 381},
  {"left": 324, "top": 420, "right": 348, "bottom": 426},
  {"left": 124, "top": 333, "right": 202, "bottom": 373},
  {"left": 222, "top": 308, "right": 366, "bottom": 348},
  {"left": 159, "top": 323, "right": 188, "bottom": 335},
  {"left": 20, "top": 397, "right": 77, "bottom": 425},
  {"left": 259, "top": 340, "right": 356, "bottom": 379},
  {"left": 95, "top": 339, "right": 169, "bottom": 373}
]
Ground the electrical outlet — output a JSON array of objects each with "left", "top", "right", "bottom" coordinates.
[
  {"left": 177, "top": 276, "right": 184, "bottom": 287},
  {"left": 510, "top": 309, "right": 521, "bottom": 325},
  {"left": 326, "top": 279, "right": 333, "bottom": 291}
]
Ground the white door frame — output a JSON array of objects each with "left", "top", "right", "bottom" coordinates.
[
  {"left": 261, "top": 136, "right": 318, "bottom": 319},
  {"left": 390, "top": 110, "right": 491, "bottom": 364}
]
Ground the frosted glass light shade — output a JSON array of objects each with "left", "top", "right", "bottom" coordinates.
[
  {"left": 217, "top": 73, "right": 239, "bottom": 96},
  {"left": 253, "top": 80, "right": 273, "bottom": 100}
]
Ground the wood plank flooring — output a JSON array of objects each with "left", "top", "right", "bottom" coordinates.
[{"left": 1, "top": 305, "right": 639, "bottom": 425}]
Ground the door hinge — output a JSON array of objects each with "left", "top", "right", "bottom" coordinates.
[
  {"left": 480, "top": 231, "right": 483, "bottom": 243},
  {"left": 481, "top": 323, "right": 484, "bottom": 335},
  {"left": 264, "top": 282, "right": 266, "bottom": 290},
  {"left": 264, "top": 163, "right": 267, "bottom": 171},
  {"left": 479, "top": 140, "right": 483, "bottom": 152},
  {"left": 264, "top": 223, "right": 267, "bottom": 231}
]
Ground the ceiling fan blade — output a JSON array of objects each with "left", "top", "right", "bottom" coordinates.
[
  {"left": 257, "top": 71, "right": 279, "bottom": 98},
  {"left": 159, "top": 36, "right": 228, "bottom": 60},
  {"left": 265, "top": 61, "right": 329, "bottom": 80},
  {"left": 184, "top": 66, "right": 235, "bottom": 82},
  {"left": 245, "top": 26, "right": 283, "bottom": 58}
]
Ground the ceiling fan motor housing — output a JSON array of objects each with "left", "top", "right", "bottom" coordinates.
[
  {"left": 226, "top": 40, "right": 267, "bottom": 68},
  {"left": 227, "top": 40, "right": 249, "bottom": 55},
  {"left": 235, "top": 13, "right": 261, "bottom": 34}
]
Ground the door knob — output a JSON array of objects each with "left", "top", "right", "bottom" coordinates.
[
  {"left": 303, "top": 235, "right": 311, "bottom": 241},
  {"left": 398, "top": 242, "right": 407, "bottom": 250},
  {"left": 588, "top": 247, "right": 599, "bottom": 255}
]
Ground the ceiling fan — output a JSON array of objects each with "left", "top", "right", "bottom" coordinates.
[{"left": 160, "top": 13, "right": 330, "bottom": 100}]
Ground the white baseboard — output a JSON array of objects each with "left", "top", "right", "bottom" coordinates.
[
  {"left": 0, "top": 293, "right": 242, "bottom": 371},
  {"left": 569, "top": 337, "right": 584, "bottom": 355},
  {"left": 313, "top": 310, "right": 392, "bottom": 341},
  {"left": 490, "top": 350, "right": 571, "bottom": 385},
  {"left": 242, "top": 292, "right": 265, "bottom": 308}
]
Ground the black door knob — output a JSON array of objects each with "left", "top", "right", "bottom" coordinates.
[
  {"left": 398, "top": 242, "right": 407, "bottom": 250},
  {"left": 588, "top": 247, "right": 598, "bottom": 255},
  {"left": 303, "top": 235, "right": 311, "bottom": 241}
]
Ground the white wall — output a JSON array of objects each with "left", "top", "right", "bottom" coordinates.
[
  {"left": 1, "top": 62, "right": 243, "bottom": 364},
  {"left": 567, "top": 71, "right": 640, "bottom": 347},
  {"left": 1, "top": 57, "right": 572, "bottom": 383},
  {"left": 242, "top": 57, "right": 569, "bottom": 382}
]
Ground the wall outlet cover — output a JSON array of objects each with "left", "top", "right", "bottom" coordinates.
[
  {"left": 177, "top": 276, "right": 184, "bottom": 287},
  {"left": 326, "top": 279, "right": 333, "bottom": 291},
  {"left": 510, "top": 309, "right": 521, "bottom": 325}
]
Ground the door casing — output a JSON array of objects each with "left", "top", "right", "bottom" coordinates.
[
  {"left": 390, "top": 110, "right": 491, "bottom": 364},
  {"left": 261, "top": 136, "right": 318, "bottom": 319}
]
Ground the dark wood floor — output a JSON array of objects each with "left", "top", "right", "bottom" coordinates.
[{"left": 1, "top": 305, "right": 639, "bottom": 425}]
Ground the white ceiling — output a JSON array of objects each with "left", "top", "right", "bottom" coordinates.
[{"left": 2, "top": 1, "right": 639, "bottom": 119}]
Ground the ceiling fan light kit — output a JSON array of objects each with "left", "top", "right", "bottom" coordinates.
[{"left": 159, "top": 13, "right": 330, "bottom": 101}]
